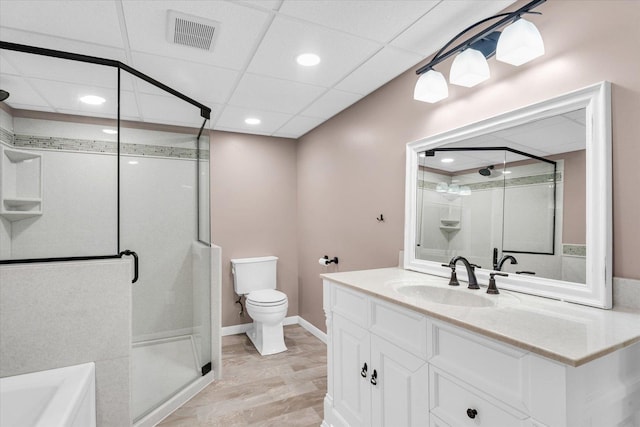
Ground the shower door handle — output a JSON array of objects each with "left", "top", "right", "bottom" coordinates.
[{"left": 119, "top": 250, "right": 139, "bottom": 283}]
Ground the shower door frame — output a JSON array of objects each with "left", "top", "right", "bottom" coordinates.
[{"left": 0, "top": 41, "right": 212, "bottom": 266}]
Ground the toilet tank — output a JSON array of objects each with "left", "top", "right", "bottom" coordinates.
[{"left": 230, "top": 256, "right": 278, "bottom": 295}]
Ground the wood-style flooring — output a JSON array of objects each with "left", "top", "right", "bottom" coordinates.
[{"left": 158, "top": 325, "right": 327, "bottom": 426}]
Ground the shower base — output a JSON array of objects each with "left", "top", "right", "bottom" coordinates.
[{"left": 132, "top": 335, "right": 202, "bottom": 422}]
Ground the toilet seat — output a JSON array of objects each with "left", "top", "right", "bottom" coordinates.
[{"left": 246, "top": 289, "right": 287, "bottom": 307}]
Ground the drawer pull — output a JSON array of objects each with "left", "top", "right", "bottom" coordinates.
[
  {"left": 371, "top": 369, "right": 378, "bottom": 385},
  {"left": 466, "top": 408, "right": 478, "bottom": 419},
  {"left": 361, "top": 362, "right": 368, "bottom": 378}
]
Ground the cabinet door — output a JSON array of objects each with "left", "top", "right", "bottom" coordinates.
[
  {"left": 370, "top": 334, "right": 429, "bottom": 427},
  {"left": 333, "top": 313, "right": 371, "bottom": 427}
]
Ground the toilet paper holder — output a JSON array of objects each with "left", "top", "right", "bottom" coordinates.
[{"left": 319, "top": 255, "right": 339, "bottom": 266}]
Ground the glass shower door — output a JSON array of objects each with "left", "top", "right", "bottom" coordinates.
[{"left": 119, "top": 90, "right": 212, "bottom": 422}]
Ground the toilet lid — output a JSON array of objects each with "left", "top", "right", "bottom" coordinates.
[{"left": 247, "top": 289, "right": 287, "bottom": 305}]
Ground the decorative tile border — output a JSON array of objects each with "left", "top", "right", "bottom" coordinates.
[
  {"left": 563, "top": 244, "right": 586, "bottom": 257},
  {"left": 0, "top": 126, "right": 13, "bottom": 146},
  {"left": 1, "top": 126, "right": 209, "bottom": 160},
  {"left": 418, "top": 172, "right": 562, "bottom": 192}
]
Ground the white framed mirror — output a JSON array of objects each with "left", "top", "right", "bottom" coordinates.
[{"left": 404, "top": 81, "right": 612, "bottom": 308}]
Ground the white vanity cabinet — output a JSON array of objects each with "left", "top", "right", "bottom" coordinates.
[
  {"left": 322, "top": 278, "right": 640, "bottom": 427},
  {"left": 329, "top": 285, "right": 429, "bottom": 427}
]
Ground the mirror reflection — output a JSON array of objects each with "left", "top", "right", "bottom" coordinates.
[{"left": 415, "top": 109, "right": 586, "bottom": 284}]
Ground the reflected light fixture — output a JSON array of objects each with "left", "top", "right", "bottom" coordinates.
[
  {"left": 102, "top": 129, "right": 118, "bottom": 135},
  {"left": 296, "top": 53, "right": 321, "bottom": 67},
  {"left": 413, "top": 0, "right": 545, "bottom": 103},
  {"left": 441, "top": 158, "right": 454, "bottom": 163},
  {"left": 79, "top": 95, "right": 105, "bottom": 105},
  {"left": 244, "top": 117, "right": 261, "bottom": 125}
]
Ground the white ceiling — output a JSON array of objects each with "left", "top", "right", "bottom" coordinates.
[
  {"left": 0, "top": 0, "right": 514, "bottom": 138},
  {"left": 420, "top": 109, "right": 587, "bottom": 173}
]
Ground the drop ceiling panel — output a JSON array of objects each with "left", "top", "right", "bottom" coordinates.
[
  {"left": 274, "top": 115, "right": 326, "bottom": 138},
  {"left": 0, "top": 28, "right": 128, "bottom": 62},
  {"left": 1, "top": 49, "right": 122, "bottom": 90},
  {"left": 278, "top": 0, "right": 440, "bottom": 43},
  {"left": 216, "top": 105, "right": 292, "bottom": 135},
  {"left": 0, "top": 0, "right": 124, "bottom": 48},
  {"left": 301, "top": 89, "right": 363, "bottom": 120},
  {"left": 246, "top": 16, "right": 382, "bottom": 87},
  {"left": 28, "top": 78, "right": 120, "bottom": 117},
  {"left": 122, "top": 0, "right": 270, "bottom": 71},
  {"left": 137, "top": 93, "right": 209, "bottom": 128},
  {"left": 391, "top": 1, "right": 515, "bottom": 55},
  {"left": 0, "top": 74, "right": 51, "bottom": 111},
  {"left": 335, "top": 46, "right": 424, "bottom": 95},
  {"left": 229, "top": 73, "right": 326, "bottom": 115},
  {"left": 235, "top": 0, "right": 283, "bottom": 10},
  {"left": 131, "top": 52, "right": 238, "bottom": 104}
]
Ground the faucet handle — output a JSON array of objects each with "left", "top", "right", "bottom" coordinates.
[
  {"left": 487, "top": 272, "right": 508, "bottom": 295},
  {"left": 470, "top": 263, "right": 481, "bottom": 270},
  {"left": 441, "top": 263, "right": 460, "bottom": 286}
]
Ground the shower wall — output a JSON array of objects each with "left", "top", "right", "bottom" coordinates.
[
  {"left": 1, "top": 111, "right": 206, "bottom": 339},
  {"left": 417, "top": 162, "right": 582, "bottom": 281}
]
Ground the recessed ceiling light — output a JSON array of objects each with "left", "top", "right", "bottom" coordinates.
[
  {"left": 244, "top": 117, "right": 261, "bottom": 125},
  {"left": 128, "top": 160, "right": 139, "bottom": 165},
  {"left": 80, "top": 95, "right": 106, "bottom": 105},
  {"left": 296, "top": 53, "right": 321, "bottom": 67},
  {"left": 102, "top": 129, "right": 118, "bottom": 135},
  {"left": 441, "top": 158, "right": 454, "bottom": 163}
]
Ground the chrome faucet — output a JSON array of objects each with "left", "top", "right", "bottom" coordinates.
[
  {"left": 495, "top": 255, "right": 518, "bottom": 271},
  {"left": 448, "top": 256, "right": 481, "bottom": 290}
]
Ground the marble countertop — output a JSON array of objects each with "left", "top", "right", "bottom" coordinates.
[{"left": 321, "top": 267, "right": 640, "bottom": 367}]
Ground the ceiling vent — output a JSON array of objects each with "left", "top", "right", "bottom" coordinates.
[{"left": 167, "top": 10, "right": 220, "bottom": 51}]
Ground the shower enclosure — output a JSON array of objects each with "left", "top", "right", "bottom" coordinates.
[{"left": 0, "top": 41, "right": 219, "bottom": 424}]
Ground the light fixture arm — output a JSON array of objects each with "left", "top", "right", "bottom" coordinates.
[{"left": 415, "top": 0, "right": 546, "bottom": 76}]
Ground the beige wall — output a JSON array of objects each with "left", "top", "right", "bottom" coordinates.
[
  {"left": 210, "top": 131, "right": 298, "bottom": 327},
  {"left": 296, "top": 0, "right": 640, "bottom": 331}
]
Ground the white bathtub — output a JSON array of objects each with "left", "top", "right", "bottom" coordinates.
[{"left": 0, "top": 362, "right": 96, "bottom": 427}]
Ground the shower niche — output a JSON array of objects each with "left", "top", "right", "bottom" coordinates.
[{"left": 0, "top": 146, "right": 43, "bottom": 221}]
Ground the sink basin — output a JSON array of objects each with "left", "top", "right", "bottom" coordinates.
[{"left": 394, "top": 284, "right": 496, "bottom": 308}]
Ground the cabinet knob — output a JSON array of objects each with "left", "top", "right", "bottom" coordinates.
[
  {"left": 370, "top": 369, "right": 378, "bottom": 385},
  {"left": 361, "top": 362, "right": 367, "bottom": 378},
  {"left": 466, "top": 408, "right": 478, "bottom": 419}
]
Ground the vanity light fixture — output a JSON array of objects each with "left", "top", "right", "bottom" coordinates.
[
  {"left": 413, "top": 0, "right": 545, "bottom": 103},
  {"left": 79, "top": 95, "right": 106, "bottom": 105},
  {"left": 296, "top": 53, "right": 321, "bottom": 67},
  {"left": 244, "top": 117, "right": 261, "bottom": 125}
]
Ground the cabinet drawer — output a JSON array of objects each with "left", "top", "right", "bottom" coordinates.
[
  {"left": 430, "top": 368, "right": 528, "bottom": 427},
  {"left": 370, "top": 297, "right": 428, "bottom": 359},
  {"left": 429, "top": 321, "right": 529, "bottom": 412},
  {"left": 329, "top": 282, "right": 369, "bottom": 328}
]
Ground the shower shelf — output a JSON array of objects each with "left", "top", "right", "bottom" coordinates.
[
  {"left": 439, "top": 218, "right": 460, "bottom": 231},
  {"left": 1, "top": 147, "right": 43, "bottom": 221}
]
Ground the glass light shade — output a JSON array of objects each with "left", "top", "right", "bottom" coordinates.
[
  {"left": 414, "top": 70, "right": 448, "bottom": 103},
  {"left": 496, "top": 18, "right": 544, "bottom": 66},
  {"left": 449, "top": 48, "right": 490, "bottom": 87},
  {"left": 447, "top": 184, "right": 460, "bottom": 194},
  {"left": 459, "top": 186, "right": 471, "bottom": 196},
  {"left": 436, "top": 182, "right": 449, "bottom": 193}
]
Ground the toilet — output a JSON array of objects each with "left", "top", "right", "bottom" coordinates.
[{"left": 231, "top": 256, "right": 288, "bottom": 356}]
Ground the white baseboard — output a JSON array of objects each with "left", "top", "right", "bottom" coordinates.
[
  {"left": 297, "top": 316, "right": 327, "bottom": 344},
  {"left": 222, "top": 315, "right": 327, "bottom": 344}
]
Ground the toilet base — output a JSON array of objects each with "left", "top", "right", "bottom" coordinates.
[{"left": 246, "top": 321, "right": 287, "bottom": 356}]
